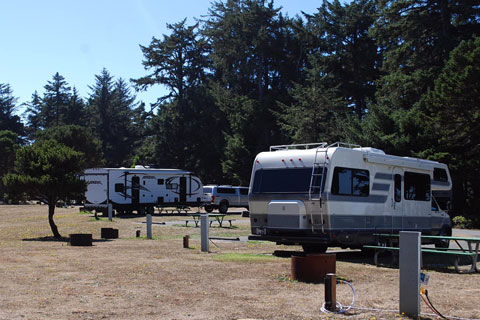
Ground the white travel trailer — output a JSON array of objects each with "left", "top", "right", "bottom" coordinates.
[
  {"left": 83, "top": 166, "right": 204, "bottom": 214},
  {"left": 248, "top": 142, "right": 452, "bottom": 252}
]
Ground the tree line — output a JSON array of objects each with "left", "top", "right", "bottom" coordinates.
[{"left": 1, "top": 0, "right": 479, "bottom": 221}]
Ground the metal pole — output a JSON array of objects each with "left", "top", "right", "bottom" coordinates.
[
  {"left": 146, "top": 214, "right": 152, "bottom": 239},
  {"left": 399, "top": 231, "right": 421, "bottom": 317},
  {"left": 325, "top": 273, "right": 337, "bottom": 312},
  {"left": 201, "top": 213, "right": 209, "bottom": 252}
]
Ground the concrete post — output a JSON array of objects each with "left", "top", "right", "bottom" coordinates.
[
  {"left": 399, "top": 231, "right": 421, "bottom": 317},
  {"left": 108, "top": 203, "right": 113, "bottom": 221},
  {"left": 146, "top": 214, "right": 152, "bottom": 239},
  {"left": 201, "top": 213, "right": 209, "bottom": 252}
]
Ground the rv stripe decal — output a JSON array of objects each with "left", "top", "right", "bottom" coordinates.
[
  {"left": 371, "top": 183, "right": 390, "bottom": 191},
  {"left": 328, "top": 194, "right": 388, "bottom": 204}
]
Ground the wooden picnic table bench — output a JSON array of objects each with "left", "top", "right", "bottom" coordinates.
[
  {"left": 365, "top": 233, "right": 480, "bottom": 273},
  {"left": 184, "top": 214, "right": 236, "bottom": 228},
  {"left": 363, "top": 245, "right": 478, "bottom": 273}
]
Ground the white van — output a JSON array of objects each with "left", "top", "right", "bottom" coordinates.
[
  {"left": 203, "top": 185, "right": 249, "bottom": 213},
  {"left": 248, "top": 142, "right": 452, "bottom": 252}
]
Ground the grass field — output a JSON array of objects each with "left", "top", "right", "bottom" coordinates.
[{"left": 0, "top": 204, "right": 478, "bottom": 319}]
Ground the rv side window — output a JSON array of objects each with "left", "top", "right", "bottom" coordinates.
[
  {"left": 115, "top": 183, "right": 124, "bottom": 192},
  {"left": 167, "top": 183, "right": 178, "bottom": 190},
  {"left": 394, "top": 174, "right": 401, "bottom": 202},
  {"left": 157, "top": 179, "right": 164, "bottom": 185},
  {"left": 404, "top": 172, "right": 430, "bottom": 201},
  {"left": 331, "top": 167, "right": 369, "bottom": 197},
  {"left": 252, "top": 168, "right": 326, "bottom": 194},
  {"left": 433, "top": 168, "right": 448, "bottom": 182}
]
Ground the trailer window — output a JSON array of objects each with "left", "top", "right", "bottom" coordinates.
[
  {"left": 331, "top": 167, "right": 369, "bottom": 197},
  {"left": 167, "top": 183, "right": 178, "bottom": 190},
  {"left": 114, "top": 183, "right": 124, "bottom": 192},
  {"left": 404, "top": 172, "right": 430, "bottom": 201},
  {"left": 157, "top": 179, "right": 164, "bottom": 185},
  {"left": 252, "top": 167, "right": 326, "bottom": 194}
]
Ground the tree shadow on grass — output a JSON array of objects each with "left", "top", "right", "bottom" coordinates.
[{"left": 22, "top": 236, "right": 114, "bottom": 243}]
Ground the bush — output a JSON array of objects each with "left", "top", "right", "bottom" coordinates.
[{"left": 452, "top": 216, "right": 474, "bottom": 229}]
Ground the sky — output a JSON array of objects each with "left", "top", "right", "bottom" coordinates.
[{"left": 1, "top": 0, "right": 324, "bottom": 117}]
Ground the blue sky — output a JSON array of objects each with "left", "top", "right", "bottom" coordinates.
[{"left": 1, "top": 0, "right": 324, "bottom": 116}]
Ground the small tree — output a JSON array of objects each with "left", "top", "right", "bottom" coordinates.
[{"left": 3, "top": 140, "right": 86, "bottom": 238}]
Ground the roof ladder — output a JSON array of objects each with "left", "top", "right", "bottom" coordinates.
[{"left": 308, "top": 147, "right": 329, "bottom": 233}]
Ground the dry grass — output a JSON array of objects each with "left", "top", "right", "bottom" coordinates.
[{"left": 0, "top": 204, "right": 478, "bottom": 320}]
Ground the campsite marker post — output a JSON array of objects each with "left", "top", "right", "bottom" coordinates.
[
  {"left": 146, "top": 214, "right": 152, "bottom": 239},
  {"left": 399, "top": 231, "right": 421, "bottom": 318},
  {"left": 108, "top": 203, "right": 113, "bottom": 221},
  {"left": 201, "top": 213, "right": 209, "bottom": 252}
]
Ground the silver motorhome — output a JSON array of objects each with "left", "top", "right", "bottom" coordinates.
[
  {"left": 248, "top": 143, "right": 452, "bottom": 252},
  {"left": 84, "top": 166, "right": 204, "bottom": 214}
]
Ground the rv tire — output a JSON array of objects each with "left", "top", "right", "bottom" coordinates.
[
  {"left": 302, "top": 244, "right": 328, "bottom": 253},
  {"left": 435, "top": 226, "right": 452, "bottom": 249},
  {"left": 218, "top": 201, "right": 229, "bottom": 214}
]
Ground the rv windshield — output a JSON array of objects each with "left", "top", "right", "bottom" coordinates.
[{"left": 252, "top": 167, "right": 326, "bottom": 194}]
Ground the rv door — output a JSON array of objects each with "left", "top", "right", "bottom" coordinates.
[{"left": 392, "top": 168, "right": 403, "bottom": 231}]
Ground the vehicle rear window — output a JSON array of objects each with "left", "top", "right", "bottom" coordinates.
[
  {"left": 252, "top": 168, "right": 326, "bottom": 194},
  {"left": 217, "top": 187, "right": 236, "bottom": 194},
  {"left": 239, "top": 188, "right": 249, "bottom": 195},
  {"left": 203, "top": 187, "right": 212, "bottom": 193}
]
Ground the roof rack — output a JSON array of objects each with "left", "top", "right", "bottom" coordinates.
[
  {"left": 270, "top": 142, "right": 328, "bottom": 151},
  {"left": 269, "top": 142, "right": 361, "bottom": 151}
]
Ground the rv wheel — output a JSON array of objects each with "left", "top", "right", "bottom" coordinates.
[
  {"left": 302, "top": 244, "right": 328, "bottom": 253},
  {"left": 204, "top": 205, "right": 214, "bottom": 213},
  {"left": 435, "top": 226, "right": 451, "bottom": 249},
  {"left": 218, "top": 201, "right": 229, "bottom": 214}
]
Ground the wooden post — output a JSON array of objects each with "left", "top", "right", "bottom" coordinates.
[
  {"left": 325, "top": 273, "right": 336, "bottom": 312},
  {"left": 183, "top": 235, "right": 190, "bottom": 248},
  {"left": 146, "top": 214, "right": 152, "bottom": 239}
]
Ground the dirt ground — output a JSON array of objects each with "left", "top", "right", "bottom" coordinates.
[{"left": 0, "top": 205, "right": 479, "bottom": 320}]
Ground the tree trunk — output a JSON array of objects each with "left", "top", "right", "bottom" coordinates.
[{"left": 48, "top": 203, "right": 62, "bottom": 239}]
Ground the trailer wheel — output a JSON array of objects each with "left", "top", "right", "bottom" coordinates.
[
  {"left": 218, "top": 201, "right": 229, "bottom": 214},
  {"left": 204, "top": 205, "right": 214, "bottom": 213},
  {"left": 146, "top": 206, "right": 154, "bottom": 215},
  {"left": 302, "top": 244, "right": 328, "bottom": 253}
]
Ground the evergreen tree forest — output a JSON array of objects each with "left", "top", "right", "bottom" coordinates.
[{"left": 1, "top": 0, "right": 479, "bottom": 221}]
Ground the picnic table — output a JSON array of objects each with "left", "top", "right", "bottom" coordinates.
[
  {"left": 184, "top": 213, "right": 235, "bottom": 228},
  {"left": 364, "top": 233, "right": 480, "bottom": 273}
]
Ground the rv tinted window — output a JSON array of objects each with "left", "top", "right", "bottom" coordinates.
[
  {"left": 115, "top": 183, "right": 124, "bottom": 192},
  {"left": 394, "top": 174, "right": 401, "bottom": 202},
  {"left": 239, "top": 188, "right": 249, "bottom": 195},
  {"left": 404, "top": 172, "right": 430, "bottom": 201},
  {"left": 252, "top": 168, "right": 326, "bottom": 194},
  {"left": 433, "top": 168, "right": 448, "bottom": 182},
  {"left": 331, "top": 167, "right": 369, "bottom": 197},
  {"left": 157, "top": 179, "right": 164, "bottom": 185}
]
